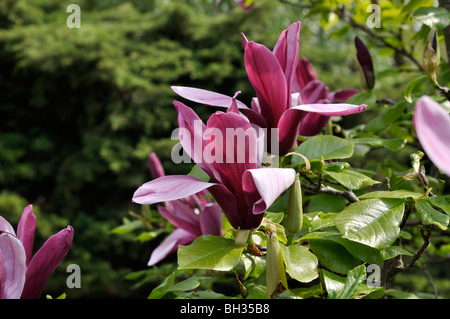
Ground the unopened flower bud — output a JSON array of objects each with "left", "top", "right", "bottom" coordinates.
[
  {"left": 423, "top": 29, "right": 439, "bottom": 84},
  {"left": 286, "top": 173, "right": 303, "bottom": 237},
  {"left": 266, "top": 232, "right": 288, "bottom": 299},
  {"left": 354, "top": 36, "right": 375, "bottom": 90}
]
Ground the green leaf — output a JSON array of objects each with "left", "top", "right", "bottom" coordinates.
[
  {"left": 321, "top": 269, "right": 346, "bottom": 299},
  {"left": 335, "top": 264, "right": 366, "bottom": 299},
  {"left": 325, "top": 169, "right": 380, "bottom": 190},
  {"left": 350, "top": 137, "right": 407, "bottom": 151},
  {"left": 413, "top": 7, "right": 450, "bottom": 29},
  {"left": 291, "top": 135, "right": 354, "bottom": 165},
  {"left": 404, "top": 75, "right": 428, "bottom": 103},
  {"left": 188, "top": 164, "right": 210, "bottom": 182},
  {"left": 335, "top": 199, "right": 405, "bottom": 249},
  {"left": 148, "top": 273, "right": 206, "bottom": 299},
  {"left": 309, "top": 237, "right": 361, "bottom": 274},
  {"left": 365, "top": 102, "right": 406, "bottom": 132},
  {"left": 428, "top": 195, "right": 450, "bottom": 214},
  {"left": 360, "top": 190, "right": 423, "bottom": 200},
  {"left": 308, "top": 212, "right": 337, "bottom": 232},
  {"left": 280, "top": 244, "right": 319, "bottom": 283},
  {"left": 415, "top": 199, "right": 449, "bottom": 230},
  {"left": 177, "top": 235, "right": 244, "bottom": 271}
]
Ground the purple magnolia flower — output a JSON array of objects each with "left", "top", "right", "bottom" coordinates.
[
  {"left": 146, "top": 152, "right": 223, "bottom": 266},
  {"left": 413, "top": 96, "right": 450, "bottom": 177},
  {"left": 133, "top": 102, "right": 296, "bottom": 231},
  {"left": 0, "top": 205, "right": 73, "bottom": 299},
  {"left": 354, "top": 36, "right": 375, "bottom": 90},
  {"left": 172, "top": 22, "right": 366, "bottom": 156},
  {"left": 292, "top": 57, "right": 359, "bottom": 137}
]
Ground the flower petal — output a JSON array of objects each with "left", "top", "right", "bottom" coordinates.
[
  {"left": 147, "top": 228, "right": 196, "bottom": 267},
  {"left": 158, "top": 202, "right": 202, "bottom": 237},
  {"left": 0, "top": 233, "right": 26, "bottom": 299},
  {"left": 199, "top": 203, "right": 223, "bottom": 236},
  {"left": 204, "top": 111, "right": 259, "bottom": 194},
  {"left": 273, "top": 21, "right": 301, "bottom": 96},
  {"left": 0, "top": 216, "right": 15, "bottom": 236},
  {"left": 293, "top": 57, "right": 319, "bottom": 91},
  {"left": 298, "top": 113, "right": 330, "bottom": 137},
  {"left": 413, "top": 96, "right": 450, "bottom": 176},
  {"left": 244, "top": 41, "right": 288, "bottom": 127},
  {"left": 132, "top": 175, "right": 216, "bottom": 205},
  {"left": 16, "top": 205, "right": 36, "bottom": 265},
  {"left": 243, "top": 168, "right": 296, "bottom": 215},
  {"left": 171, "top": 86, "right": 248, "bottom": 109},
  {"left": 329, "top": 89, "right": 359, "bottom": 103},
  {"left": 21, "top": 226, "right": 74, "bottom": 299},
  {"left": 148, "top": 152, "right": 165, "bottom": 179},
  {"left": 291, "top": 102, "right": 367, "bottom": 116}
]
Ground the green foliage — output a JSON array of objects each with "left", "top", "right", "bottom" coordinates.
[{"left": 1, "top": 0, "right": 449, "bottom": 299}]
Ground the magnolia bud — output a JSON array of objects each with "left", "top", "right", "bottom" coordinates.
[
  {"left": 286, "top": 173, "right": 303, "bottom": 237},
  {"left": 266, "top": 232, "right": 288, "bottom": 299},
  {"left": 354, "top": 36, "right": 375, "bottom": 90},
  {"left": 423, "top": 29, "right": 439, "bottom": 84}
]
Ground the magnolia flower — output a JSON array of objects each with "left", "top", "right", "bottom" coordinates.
[
  {"left": 0, "top": 205, "right": 73, "bottom": 299},
  {"left": 413, "top": 96, "right": 450, "bottom": 177},
  {"left": 172, "top": 22, "right": 366, "bottom": 156},
  {"left": 354, "top": 36, "right": 375, "bottom": 90},
  {"left": 146, "top": 152, "right": 222, "bottom": 266},
  {"left": 133, "top": 102, "right": 295, "bottom": 231},
  {"left": 293, "top": 57, "right": 359, "bottom": 137}
]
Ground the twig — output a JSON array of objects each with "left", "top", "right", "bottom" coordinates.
[{"left": 301, "top": 181, "right": 360, "bottom": 203}]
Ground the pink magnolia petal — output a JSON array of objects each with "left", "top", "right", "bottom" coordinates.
[
  {"left": 244, "top": 41, "right": 288, "bottom": 127},
  {"left": 329, "top": 89, "right": 359, "bottom": 103},
  {"left": 413, "top": 96, "right": 450, "bottom": 176},
  {"left": 277, "top": 108, "right": 308, "bottom": 155},
  {"left": 171, "top": 86, "right": 248, "bottom": 109},
  {"left": 243, "top": 168, "right": 296, "bottom": 215},
  {"left": 204, "top": 111, "right": 259, "bottom": 194},
  {"left": 147, "top": 228, "right": 196, "bottom": 267},
  {"left": 132, "top": 175, "right": 216, "bottom": 205},
  {"left": 148, "top": 152, "right": 165, "bottom": 179},
  {"left": 273, "top": 21, "right": 301, "bottom": 96},
  {"left": 199, "top": 203, "right": 223, "bottom": 236},
  {"left": 0, "top": 216, "right": 15, "bottom": 236},
  {"left": 21, "top": 226, "right": 74, "bottom": 299},
  {"left": 298, "top": 113, "right": 331, "bottom": 137},
  {"left": 158, "top": 202, "right": 202, "bottom": 237},
  {"left": 291, "top": 102, "right": 367, "bottom": 116},
  {"left": 174, "top": 101, "right": 223, "bottom": 182},
  {"left": 0, "top": 233, "right": 26, "bottom": 299},
  {"left": 300, "top": 80, "right": 329, "bottom": 104},
  {"left": 16, "top": 204, "right": 36, "bottom": 265},
  {"left": 293, "top": 57, "right": 319, "bottom": 91}
]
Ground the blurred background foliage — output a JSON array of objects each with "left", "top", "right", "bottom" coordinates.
[{"left": 0, "top": 0, "right": 448, "bottom": 298}]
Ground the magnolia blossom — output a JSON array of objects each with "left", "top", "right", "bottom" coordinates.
[
  {"left": 172, "top": 22, "right": 366, "bottom": 156},
  {"left": 0, "top": 205, "right": 73, "bottom": 299},
  {"left": 413, "top": 96, "right": 450, "bottom": 176},
  {"left": 146, "top": 152, "right": 222, "bottom": 266},
  {"left": 293, "top": 57, "right": 359, "bottom": 137},
  {"left": 133, "top": 101, "right": 295, "bottom": 230}
]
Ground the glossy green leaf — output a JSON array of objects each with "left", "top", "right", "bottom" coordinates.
[
  {"left": 413, "top": 7, "right": 450, "bottom": 29},
  {"left": 177, "top": 235, "right": 244, "bottom": 271},
  {"left": 292, "top": 135, "right": 354, "bottom": 165},
  {"left": 350, "top": 137, "right": 407, "bottom": 151},
  {"left": 335, "top": 199, "right": 405, "bottom": 249},
  {"left": 404, "top": 75, "right": 428, "bottom": 103},
  {"left": 335, "top": 264, "right": 366, "bottom": 299},
  {"left": 148, "top": 273, "right": 206, "bottom": 299},
  {"left": 360, "top": 190, "right": 423, "bottom": 200},
  {"left": 325, "top": 169, "right": 380, "bottom": 190},
  {"left": 280, "top": 244, "right": 319, "bottom": 283},
  {"left": 428, "top": 195, "right": 450, "bottom": 214},
  {"left": 415, "top": 199, "right": 449, "bottom": 230}
]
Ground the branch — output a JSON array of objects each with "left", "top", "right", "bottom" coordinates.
[
  {"left": 334, "top": 6, "right": 424, "bottom": 72},
  {"left": 301, "top": 181, "right": 360, "bottom": 203}
]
